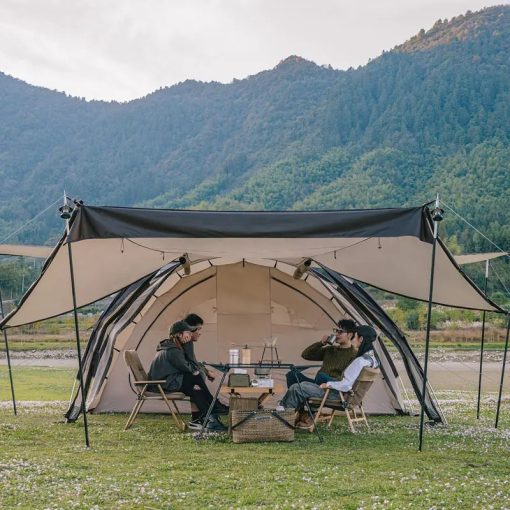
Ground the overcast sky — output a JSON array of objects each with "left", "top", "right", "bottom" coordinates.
[{"left": 0, "top": 0, "right": 506, "bottom": 101}]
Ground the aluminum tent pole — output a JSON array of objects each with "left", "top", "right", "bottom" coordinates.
[
  {"left": 494, "top": 314, "right": 510, "bottom": 429},
  {"left": 61, "top": 196, "right": 90, "bottom": 447},
  {"left": 418, "top": 196, "right": 443, "bottom": 452},
  {"left": 476, "top": 260, "right": 489, "bottom": 419},
  {"left": 0, "top": 287, "right": 17, "bottom": 415}
]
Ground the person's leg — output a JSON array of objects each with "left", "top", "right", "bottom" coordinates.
[
  {"left": 179, "top": 373, "right": 213, "bottom": 417},
  {"left": 285, "top": 370, "right": 314, "bottom": 388},
  {"left": 281, "top": 382, "right": 325, "bottom": 410}
]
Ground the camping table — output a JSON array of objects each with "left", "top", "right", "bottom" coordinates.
[
  {"left": 198, "top": 363, "right": 323, "bottom": 442},
  {"left": 219, "top": 383, "right": 285, "bottom": 407}
]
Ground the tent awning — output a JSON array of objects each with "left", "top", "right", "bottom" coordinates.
[
  {"left": 454, "top": 252, "right": 508, "bottom": 265},
  {"left": 0, "top": 244, "right": 53, "bottom": 258},
  {"left": 1, "top": 204, "right": 504, "bottom": 328}
]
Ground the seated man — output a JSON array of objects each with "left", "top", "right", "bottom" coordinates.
[
  {"left": 280, "top": 325, "right": 379, "bottom": 429},
  {"left": 183, "top": 313, "right": 228, "bottom": 414},
  {"left": 148, "top": 320, "right": 227, "bottom": 432},
  {"left": 285, "top": 319, "right": 358, "bottom": 388}
]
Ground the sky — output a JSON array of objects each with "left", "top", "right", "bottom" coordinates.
[{"left": 0, "top": 0, "right": 507, "bottom": 102}]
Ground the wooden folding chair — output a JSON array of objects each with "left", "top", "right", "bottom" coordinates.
[
  {"left": 124, "top": 350, "right": 189, "bottom": 431},
  {"left": 309, "top": 367, "right": 380, "bottom": 433}
]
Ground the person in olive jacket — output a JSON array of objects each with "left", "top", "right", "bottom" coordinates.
[
  {"left": 148, "top": 320, "right": 226, "bottom": 431},
  {"left": 285, "top": 319, "right": 358, "bottom": 388}
]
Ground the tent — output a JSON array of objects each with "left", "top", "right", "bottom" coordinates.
[
  {"left": 64, "top": 259, "right": 439, "bottom": 421},
  {"left": 1, "top": 204, "right": 506, "bottom": 436}
]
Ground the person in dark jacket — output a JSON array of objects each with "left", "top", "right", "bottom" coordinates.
[
  {"left": 285, "top": 319, "right": 358, "bottom": 388},
  {"left": 148, "top": 320, "right": 226, "bottom": 431}
]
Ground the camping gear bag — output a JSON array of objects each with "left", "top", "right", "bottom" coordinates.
[{"left": 231, "top": 409, "right": 295, "bottom": 443}]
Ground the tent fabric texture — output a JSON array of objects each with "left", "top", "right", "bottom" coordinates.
[
  {"left": 65, "top": 259, "right": 442, "bottom": 422},
  {"left": 0, "top": 244, "right": 53, "bottom": 258},
  {"left": 0, "top": 204, "right": 504, "bottom": 330},
  {"left": 454, "top": 252, "right": 508, "bottom": 265}
]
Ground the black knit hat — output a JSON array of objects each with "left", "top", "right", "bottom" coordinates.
[{"left": 169, "top": 320, "right": 198, "bottom": 336}]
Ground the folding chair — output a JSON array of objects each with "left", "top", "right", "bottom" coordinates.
[
  {"left": 309, "top": 367, "right": 380, "bottom": 433},
  {"left": 124, "top": 350, "right": 189, "bottom": 431}
]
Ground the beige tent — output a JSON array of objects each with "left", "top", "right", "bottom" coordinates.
[{"left": 86, "top": 260, "right": 404, "bottom": 417}]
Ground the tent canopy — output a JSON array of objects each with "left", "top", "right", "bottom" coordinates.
[
  {"left": 455, "top": 252, "right": 508, "bottom": 265},
  {"left": 0, "top": 244, "right": 53, "bottom": 258},
  {"left": 1, "top": 204, "right": 504, "bottom": 329}
]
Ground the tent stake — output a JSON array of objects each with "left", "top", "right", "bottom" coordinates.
[
  {"left": 419, "top": 196, "right": 443, "bottom": 452},
  {"left": 0, "top": 287, "right": 17, "bottom": 415},
  {"left": 476, "top": 261, "right": 489, "bottom": 419},
  {"left": 494, "top": 314, "right": 510, "bottom": 429}
]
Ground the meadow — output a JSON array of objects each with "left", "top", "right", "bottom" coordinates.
[{"left": 1, "top": 367, "right": 509, "bottom": 510}]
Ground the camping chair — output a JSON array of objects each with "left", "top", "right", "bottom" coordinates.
[
  {"left": 124, "top": 350, "right": 189, "bottom": 431},
  {"left": 308, "top": 367, "right": 380, "bottom": 433}
]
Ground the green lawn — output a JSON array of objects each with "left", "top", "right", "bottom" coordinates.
[
  {"left": 1, "top": 368, "right": 509, "bottom": 509},
  {"left": 0, "top": 367, "right": 76, "bottom": 400}
]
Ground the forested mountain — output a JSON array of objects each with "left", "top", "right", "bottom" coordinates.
[{"left": 0, "top": 5, "right": 509, "bottom": 258}]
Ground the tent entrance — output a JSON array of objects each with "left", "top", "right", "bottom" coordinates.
[{"left": 88, "top": 261, "right": 403, "bottom": 416}]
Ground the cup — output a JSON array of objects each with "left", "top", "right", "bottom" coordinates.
[
  {"left": 229, "top": 348, "right": 240, "bottom": 365},
  {"left": 326, "top": 334, "right": 337, "bottom": 345}
]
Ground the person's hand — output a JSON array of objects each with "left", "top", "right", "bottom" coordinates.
[
  {"left": 180, "top": 331, "right": 192, "bottom": 343},
  {"left": 319, "top": 383, "right": 329, "bottom": 389},
  {"left": 320, "top": 335, "right": 329, "bottom": 345}
]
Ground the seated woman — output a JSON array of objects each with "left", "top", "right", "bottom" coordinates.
[
  {"left": 279, "top": 325, "right": 379, "bottom": 428},
  {"left": 148, "top": 320, "right": 227, "bottom": 432}
]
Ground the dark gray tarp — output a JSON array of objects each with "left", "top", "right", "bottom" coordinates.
[{"left": 69, "top": 205, "right": 433, "bottom": 242}]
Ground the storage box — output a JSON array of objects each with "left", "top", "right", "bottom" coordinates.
[
  {"left": 231, "top": 409, "right": 295, "bottom": 443},
  {"left": 228, "top": 373, "right": 250, "bottom": 387}
]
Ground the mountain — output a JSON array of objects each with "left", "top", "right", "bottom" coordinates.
[{"left": 0, "top": 6, "right": 509, "bottom": 259}]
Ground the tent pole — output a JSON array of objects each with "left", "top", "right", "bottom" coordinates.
[
  {"left": 60, "top": 194, "right": 90, "bottom": 448},
  {"left": 418, "top": 196, "right": 442, "bottom": 452},
  {"left": 0, "top": 287, "right": 17, "bottom": 415},
  {"left": 476, "top": 261, "right": 489, "bottom": 419},
  {"left": 66, "top": 240, "right": 90, "bottom": 447},
  {"left": 494, "top": 314, "right": 510, "bottom": 429}
]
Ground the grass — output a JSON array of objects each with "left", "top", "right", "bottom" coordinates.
[
  {"left": 1, "top": 369, "right": 510, "bottom": 509},
  {"left": 0, "top": 367, "right": 76, "bottom": 401}
]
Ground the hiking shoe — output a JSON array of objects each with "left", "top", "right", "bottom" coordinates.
[
  {"left": 187, "top": 418, "right": 204, "bottom": 431},
  {"left": 204, "top": 416, "right": 227, "bottom": 432}
]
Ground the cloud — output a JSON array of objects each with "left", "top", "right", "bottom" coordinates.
[{"left": 0, "top": 0, "right": 506, "bottom": 101}]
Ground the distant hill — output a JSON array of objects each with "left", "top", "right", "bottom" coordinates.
[{"left": 0, "top": 6, "right": 509, "bottom": 257}]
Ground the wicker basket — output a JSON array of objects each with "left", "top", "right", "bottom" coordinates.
[
  {"left": 228, "top": 396, "right": 259, "bottom": 435},
  {"left": 231, "top": 409, "right": 295, "bottom": 443}
]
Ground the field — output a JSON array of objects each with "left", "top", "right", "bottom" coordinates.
[{"left": 1, "top": 367, "right": 510, "bottom": 510}]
